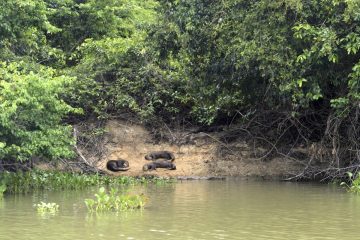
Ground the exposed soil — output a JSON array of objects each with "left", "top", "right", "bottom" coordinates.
[{"left": 84, "top": 120, "right": 304, "bottom": 179}]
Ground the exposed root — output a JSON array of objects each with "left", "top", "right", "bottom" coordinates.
[{"left": 228, "top": 107, "right": 360, "bottom": 181}]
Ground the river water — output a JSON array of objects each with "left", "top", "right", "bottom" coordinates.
[{"left": 0, "top": 180, "right": 359, "bottom": 240}]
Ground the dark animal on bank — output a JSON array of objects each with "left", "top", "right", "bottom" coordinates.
[
  {"left": 106, "top": 159, "right": 130, "bottom": 172},
  {"left": 143, "top": 160, "right": 176, "bottom": 171},
  {"left": 144, "top": 151, "right": 175, "bottom": 161}
]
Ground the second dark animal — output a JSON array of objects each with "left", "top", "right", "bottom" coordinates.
[
  {"left": 142, "top": 160, "right": 176, "bottom": 171},
  {"left": 145, "top": 151, "right": 175, "bottom": 161},
  {"left": 106, "top": 159, "right": 130, "bottom": 172}
]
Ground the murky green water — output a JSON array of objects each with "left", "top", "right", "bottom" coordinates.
[{"left": 0, "top": 180, "right": 359, "bottom": 240}]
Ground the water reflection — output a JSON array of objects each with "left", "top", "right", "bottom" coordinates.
[{"left": 0, "top": 180, "right": 359, "bottom": 240}]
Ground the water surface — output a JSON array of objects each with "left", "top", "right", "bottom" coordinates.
[{"left": 0, "top": 180, "right": 359, "bottom": 240}]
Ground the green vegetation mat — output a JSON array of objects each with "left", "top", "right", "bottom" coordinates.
[{"left": 0, "top": 170, "right": 174, "bottom": 194}]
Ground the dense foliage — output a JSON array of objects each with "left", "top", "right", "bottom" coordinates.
[
  {"left": 0, "top": 0, "right": 359, "bottom": 179},
  {"left": 152, "top": 0, "right": 360, "bottom": 121},
  {"left": 0, "top": 62, "right": 77, "bottom": 162}
]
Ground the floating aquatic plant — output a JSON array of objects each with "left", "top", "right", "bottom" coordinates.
[
  {"left": 34, "top": 202, "right": 59, "bottom": 214},
  {"left": 0, "top": 170, "right": 175, "bottom": 194},
  {"left": 0, "top": 184, "right": 6, "bottom": 199},
  {"left": 85, "top": 187, "right": 148, "bottom": 212}
]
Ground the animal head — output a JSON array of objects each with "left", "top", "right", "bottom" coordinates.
[
  {"left": 169, "top": 163, "right": 176, "bottom": 170},
  {"left": 143, "top": 163, "right": 155, "bottom": 171}
]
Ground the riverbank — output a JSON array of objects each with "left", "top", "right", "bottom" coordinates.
[{"left": 61, "top": 119, "right": 306, "bottom": 180}]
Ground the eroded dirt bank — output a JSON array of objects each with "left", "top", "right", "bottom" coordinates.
[{"left": 81, "top": 120, "right": 304, "bottom": 179}]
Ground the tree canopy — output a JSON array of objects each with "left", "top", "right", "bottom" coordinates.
[{"left": 0, "top": 0, "right": 359, "bottom": 178}]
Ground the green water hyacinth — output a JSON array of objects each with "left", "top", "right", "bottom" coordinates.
[
  {"left": 34, "top": 202, "right": 59, "bottom": 214},
  {"left": 0, "top": 170, "right": 174, "bottom": 194},
  {"left": 85, "top": 187, "right": 148, "bottom": 212}
]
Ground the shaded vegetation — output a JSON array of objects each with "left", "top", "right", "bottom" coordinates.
[
  {"left": 341, "top": 172, "right": 360, "bottom": 193},
  {"left": 0, "top": 0, "right": 359, "bottom": 180}
]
